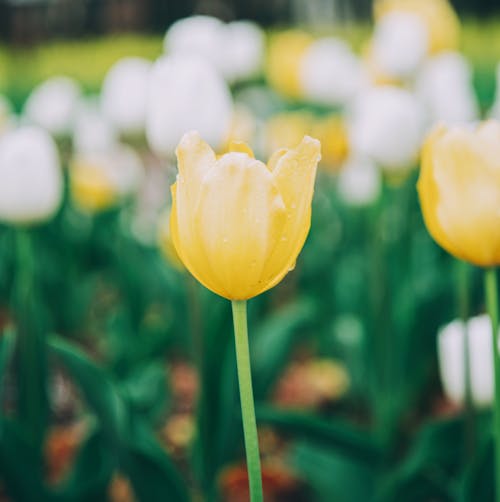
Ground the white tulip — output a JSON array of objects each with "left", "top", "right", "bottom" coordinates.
[
  {"left": 24, "top": 76, "right": 81, "bottom": 135},
  {"left": 0, "top": 126, "right": 62, "bottom": 224},
  {"left": 348, "top": 86, "right": 424, "bottom": 171},
  {"left": 371, "top": 12, "right": 429, "bottom": 80},
  {"left": 220, "top": 21, "right": 264, "bottom": 82},
  {"left": 415, "top": 52, "right": 479, "bottom": 127},
  {"left": 164, "top": 16, "right": 264, "bottom": 83},
  {"left": 337, "top": 155, "right": 381, "bottom": 207},
  {"left": 164, "top": 15, "right": 224, "bottom": 72},
  {"left": 101, "top": 58, "right": 152, "bottom": 134},
  {"left": 438, "top": 314, "right": 498, "bottom": 408},
  {"left": 300, "top": 38, "right": 366, "bottom": 106},
  {"left": 73, "top": 98, "right": 117, "bottom": 154},
  {"left": 146, "top": 55, "right": 233, "bottom": 157}
]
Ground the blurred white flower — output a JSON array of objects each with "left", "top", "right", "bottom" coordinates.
[
  {"left": 348, "top": 86, "right": 424, "bottom": 171},
  {"left": 337, "top": 155, "right": 382, "bottom": 207},
  {"left": 438, "top": 314, "right": 498, "bottom": 408},
  {"left": 73, "top": 98, "right": 117, "bottom": 154},
  {"left": 23, "top": 76, "right": 81, "bottom": 135},
  {"left": 164, "top": 16, "right": 264, "bottom": 83},
  {"left": 0, "top": 126, "right": 62, "bottom": 224},
  {"left": 101, "top": 57, "right": 152, "bottom": 135},
  {"left": 299, "top": 38, "right": 366, "bottom": 106},
  {"left": 164, "top": 15, "right": 224, "bottom": 71},
  {"left": 371, "top": 12, "right": 429, "bottom": 80},
  {"left": 220, "top": 21, "right": 264, "bottom": 82},
  {"left": 415, "top": 52, "right": 479, "bottom": 127},
  {"left": 146, "top": 55, "right": 233, "bottom": 157}
]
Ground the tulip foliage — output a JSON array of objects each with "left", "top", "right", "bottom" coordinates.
[{"left": 0, "top": 7, "right": 499, "bottom": 502}]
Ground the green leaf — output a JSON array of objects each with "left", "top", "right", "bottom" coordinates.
[
  {"left": 251, "top": 299, "right": 316, "bottom": 399},
  {"left": 378, "top": 417, "right": 466, "bottom": 502},
  {"left": 461, "top": 437, "right": 494, "bottom": 502},
  {"left": 0, "top": 419, "right": 48, "bottom": 502},
  {"left": 48, "top": 336, "right": 127, "bottom": 446},
  {"left": 257, "top": 406, "right": 381, "bottom": 463},
  {"left": 51, "top": 428, "right": 114, "bottom": 502},
  {"left": 119, "top": 362, "right": 169, "bottom": 423},
  {"left": 289, "top": 441, "right": 377, "bottom": 502},
  {"left": 0, "top": 328, "right": 15, "bottom": 384},
  {"left": 121, "top": 418, "right": 190, "bottom": 502}
]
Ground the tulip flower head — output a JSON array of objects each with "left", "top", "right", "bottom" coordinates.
[
  {"left": 0, "top": 126, "right": 62, "bottom": 225},
  {"left": 24, "top": 76, "right": 81, "bottom": 136},
  {"left": 170, "top": 131, "right": 321, "bottom": 300},
  {"left": 101, "top": 57, "right": 152, "bottom": 135},
  {"left": 438, "top": 314, "right": 498, "bottom": 408},
  {"left": 417, "top": 121, "right": 500, "bottom": 266},
  {"left": 374, "top": 0, "right": 460, "bottom": 54}
]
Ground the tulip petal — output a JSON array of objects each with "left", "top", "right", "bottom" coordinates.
[
  {"left": 419, "top": 124, "right": 500, "bottom": 266},
  {"left": 257, "top": 136, "right": 321, "bottom": 292},
  {"left": 193, "top": 152, "right": 287, "bottom": 299},
  {"left": 228, "top": 141, "right": 255, "bottom": 157},
  {"left": 176, "top": 130, "right": 217, "bottom": 205},
  {"left": 171, "top": 183, "right": 223, "bottom": 293}
]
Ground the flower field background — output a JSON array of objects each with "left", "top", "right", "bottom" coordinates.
[{"left": 0, "top": 6, "right": 499, "bottom": 502}]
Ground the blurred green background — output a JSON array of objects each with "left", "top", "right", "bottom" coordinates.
[{"left": 0, "top": 1, "right": 499, "bottom": 502}]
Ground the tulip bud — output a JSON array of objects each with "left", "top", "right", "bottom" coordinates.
[
  {"left": 164, "top": 16, "right": 224, "bottom": 73},
  {"left": 170, "top": 131, "right": 321, "bottom": 300},
  {"left": 438, "top": 315, "right": 498, "bottom": 408},
  {"left": 374, "top": 0, "right": 460, "bottom": 54},
  {"left": 101, "top": 58, "right": 152, "bottom": 135},
  {"left": 370, "top": 12, "right": 428, "bottom": 80},
  {"left": 348, "top": 86, "right": 424, "bottom": 171},
  {"left": 73, "top": 99, "right": 117, "bottom": 154},
  {"left": 415, "top": 52, "right": 479, "bottom": 127},
  {"left": 299, "top": 38, "right": 366, "bottom": 106},
  {"left": 146, "top": 55, "right": 233, "bottom": 157},
  {"left": 266, "top": 30, "right": 314, "bottom": 99},
  {"left": 24, "top": 76, "right": 81, "bottom": 135},
  {"left": 164, "top": 16, "right": 264, "bottom": 84},
  {"left": 0, "top": 126, "right": 62, "bottom": 225},
  {"left": 417, "top": 121, "right": 500, "bottom": 266},
  {"left": 70, "top": 145, "right": 143, "bottom": 213},
  {"left": 337, "top": 156, "right": 382, "bottom": 207}
]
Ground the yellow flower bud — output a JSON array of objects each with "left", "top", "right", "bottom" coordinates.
[
  {"left": 266, "top": 30, "right": 314, "bottom": 99},
  {"left": 170, "top": 131, "right": 321, "bottom": 300},
  {"left": 70, "top": 161, "right": 117, "bottom": 213},
  {"left": 417, "top": 121, "right": 500, "bottom": 267}
]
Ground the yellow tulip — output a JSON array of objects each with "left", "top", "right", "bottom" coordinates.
[
  {"left": 158, "top": 209, "right": 184, "bottom": 271},
  {"left": 417, "top": 121, "right": 500, "bottom": 267},
  {"left": 170, "top": 131, "right": 321, "bottom": 300},
  {"left": 374, "top": 0, "right": 460, "bottom": 54},
  {"left": 266, "top": 30, "right": 314, "bottom": 99},
  {"left": 70, "top": 161, "right": 117, "bottom": 212}
]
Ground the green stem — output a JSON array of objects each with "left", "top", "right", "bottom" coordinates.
[
  {"left": 456, "top": 260, "right": 474, "bottom": 457},
  {"left": 485, "top": 268, "right": 500, "bottom": 502},
  {"left": 14, "top": 229, "right": 47, "bottom": 456},
  {"left": 231, "top": 300, "right": 263, "bottom": 502}
]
